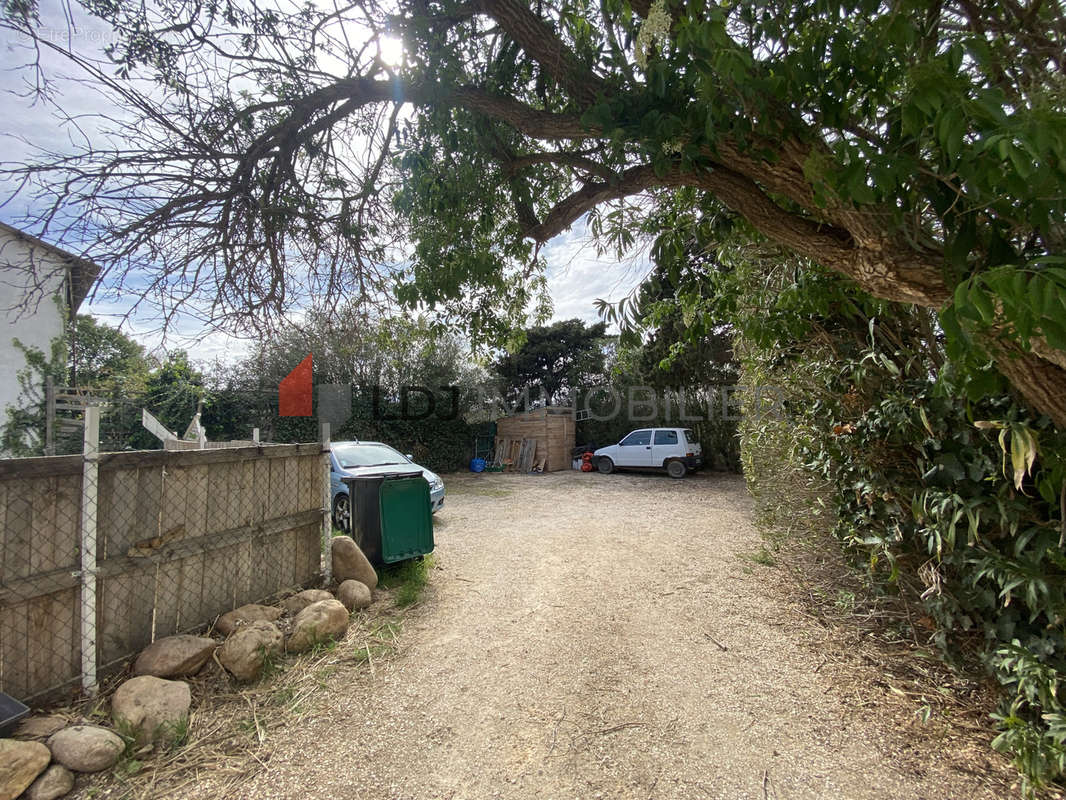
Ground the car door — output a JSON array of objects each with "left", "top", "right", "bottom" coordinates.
[
  {"left": 614, "top": 429, "right": 654, "bottom": 467},
  {"left": 652, "top": 429, "right": 680, "bottom": 466}
]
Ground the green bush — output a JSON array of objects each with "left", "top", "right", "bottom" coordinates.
[{"left": 730, "top": 256, "right": 1066, "bottom": 794}]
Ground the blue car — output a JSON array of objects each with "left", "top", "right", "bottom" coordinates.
[{"left": 329, "top": 440, "right": 445, "bottom": 531}]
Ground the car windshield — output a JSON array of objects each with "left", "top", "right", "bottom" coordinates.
[{"left": 333, "top": 443, "right": 409, "bottom": 469}]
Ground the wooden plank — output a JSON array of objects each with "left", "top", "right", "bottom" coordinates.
[
  {"left": 53, "top": 586, "right": 79, "bottom": 694},
  {"left": 141, "top": 409, "right": 177, "bottom": 443},
  {"left": 253, "top": 527, "right": 281, "bottom": 602},
  {"left": 299, "top": 522, "right": 319, "bottom": 584},
  {"left": 160, "top": 464, "right": 190, "bottom": 545},
  {"left": 284, "top": 455, "right": 299, "bottom": 516},
  {"left": 235, "top": 459, "right": 255, "bottom": 527},
  {"left": 281, "top": 527, "right": 299, "bottom": 588},
  {"left": 184, "top": 465, "right": 208, "bottom": 538},
  {"left": 27, "top": 593, "right": 69, "bottom": 699},
  {"left": 232, "top": 536, "right": 253, "bottom": 609},
  {"left": 100, "top": 467, "right": 151, "bottom": 559},
  {"left": 302, "top": 455, "right": 318, "bottom": 513},
  {"left": 92, "top": 442, "right": 320, "bottom": 472},
  {"left": 103, "top": 567, "right": 155, "bottom": 665},
  {"left": 223, "top": 461, "right": 243, "bottom": 530},
  {"left": 135, "top": 467, "right": 163, "bottom": 550},
  {"left": 252, "top": 458, "right": 271, "bottom": 524},
  {"left": 518, "top": 439, "right": 537, "bottom": 472},
  {"left": 196, "top": 546, "right": 224, "bottom": 631},
  {"left": 53, "top": 474, "right": 81, "bottom": 568},
  {"left": 0, "top": 598, "right": 30, "bottom": 697},
  {"left": 204, "top": 461, "right": 228, "bottom": 534},
  {"left": 0, "top": 509, "right": 322, "bottom": 604},
  {"left": 97, "top": 572, "right": 131, "bottom": 666},
  {"left": 0, "top": 455, "right": 82, "bottom": 480},
  {"left": 268, "top": 457, "right": 286, "bottom": 521},
  {"left": 152, "top": 559, "right": 182, "bottom": 640},
  {"left": 3, "top": 479, "right": 34, "bottom": 580},
  {"left": 292, "top": 524, "right": 307, "bottom": 589}
]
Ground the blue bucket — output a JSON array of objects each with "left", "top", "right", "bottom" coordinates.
[{"left": 469, "top": 457, "right": 487, "bottom": 473}]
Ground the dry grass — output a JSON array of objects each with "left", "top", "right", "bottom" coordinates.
[
  {"left": 746, "top": 470, "right": 1024, "bottom": 794},
  {"left": 60, "top": 602, "right": 409, "bottom": 800}
]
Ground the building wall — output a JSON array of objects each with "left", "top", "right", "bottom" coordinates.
[{"left": 0, "top": 226, "right": 70, "bottom": 428}]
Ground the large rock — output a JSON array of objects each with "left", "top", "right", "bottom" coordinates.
[
  {"left": 286, "top": 599, "right": 349, "bottom": 653},
  {"left": 336, "top": 579, "right": 372, "bottom": 612},
  {"left": 133, "top": 635, "right": 216, "bottom": 678},
  {"left": 0, "top": 739, "right": 50, "bottom": 800},
  {"left": 25, "top": 765, "right": 74, "bottom": 800},
  {"left": 281, "top": 589, "right": 334, "bottom": 616},
  {"left": 111, "top": 676, "right": 191, "bottom": 745},
  {"left": 47, "top": 726, "right": 124, "bottom": 773},
  {"left": 217, "top": 621, "right": 283, "bottom": 682},
  {"left": 216, "top": 604, "right": 283, "bottom": 636},
  {"left": 14, "top": 715, "right": 67, "bottom": 739},
  {"left": 331, "top": 536, "right": 378, "bottom": 590}
]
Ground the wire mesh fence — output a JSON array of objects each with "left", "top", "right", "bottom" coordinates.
[{"left": 0, "top": 410, "right": 332, "bottom": 703}]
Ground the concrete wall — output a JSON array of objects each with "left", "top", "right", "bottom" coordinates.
[{"left": 0, "top": 226, "right": 70, "bottom": 428}]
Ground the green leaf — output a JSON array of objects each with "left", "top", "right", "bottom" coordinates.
[
  {"left": 1039, "top": 318, "right": 1066, "bottom": 351},
  {"left": 972, "top": 287, "right": 996, "bottom": 323},
  {"left": 1008, "top": 424, "right": 1038, "bottom": 491}
]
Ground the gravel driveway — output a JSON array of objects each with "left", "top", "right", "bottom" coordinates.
[{"left": 227, "top": 470, "right": 1008, "bottom": 800}]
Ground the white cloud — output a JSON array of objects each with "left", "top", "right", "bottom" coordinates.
[{"left": 543, "top": 221, "right": 651, "bottom": 329}]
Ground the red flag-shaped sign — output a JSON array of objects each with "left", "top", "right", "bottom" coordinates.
[{"left": 279, "top": 353, "right": 313, "bottom": 416}]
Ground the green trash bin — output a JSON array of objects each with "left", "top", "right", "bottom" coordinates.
[{"left": 342, "top": 471, "right": 434, "bottom": 565}]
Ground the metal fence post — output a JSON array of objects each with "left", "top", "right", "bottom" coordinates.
[
  {"left": 79, "top": 405, "right": 100, "bottom": 696},
  {"left": 320, "top": 423, "right": 332, "bottom": 585}
]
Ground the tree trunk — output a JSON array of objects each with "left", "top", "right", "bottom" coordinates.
[{"left": 988, "top": 343, "right": 1066, "bottom": 429}]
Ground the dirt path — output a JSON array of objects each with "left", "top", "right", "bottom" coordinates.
[{"left": 224, "top": 471, "right": 1006, "bottom": 799}]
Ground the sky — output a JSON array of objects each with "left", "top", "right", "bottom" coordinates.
[{"left": 0, "top": 4, "right": 651, "bottom": 365}]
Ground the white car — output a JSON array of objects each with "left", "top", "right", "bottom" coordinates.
[{"left": 593, "top": 428, "right": 703, "bottom": 479}]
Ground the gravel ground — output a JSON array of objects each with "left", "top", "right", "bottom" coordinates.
[{"left": 194, "top": 470, "right": 1010, "bottom": 799}]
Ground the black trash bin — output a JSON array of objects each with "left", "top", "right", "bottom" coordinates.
[
  {"left": 342, "top": 471, "right": 434, "bottom": 565},
  {"left": 0, "top": 691, "right": 29, "bottom": 736}
]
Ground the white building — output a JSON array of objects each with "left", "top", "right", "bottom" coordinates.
[{"left": 0, "top": 221, "right": 99, "bottom": 426}]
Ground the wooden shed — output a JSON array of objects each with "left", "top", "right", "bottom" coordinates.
[{"left": 494, "top": 406, "right": 576, "bottom": 472}]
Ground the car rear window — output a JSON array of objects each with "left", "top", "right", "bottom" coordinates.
[
  {"left": 654, "top": 430, "right": 678, "bottom": 445},
  {"left": 681, "top": 429, "right": 695, "bottom": 444}
]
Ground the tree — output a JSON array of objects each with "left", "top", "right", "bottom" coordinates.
[
  {"left": 70, "top": 314, "right": 151, "bottom": 395},
  {"left": 494, "top": 318, "right": 608, "bottom": 407},
  {"left": 2, "top": 0, "right": 1065, "bottom": 422},
  {"left": 598, "top": 217, "right": 738, "bottom": 391},
  {"left": 136, "top": 351, "right": 208, "bottom": 442},
  {"left": 202, "top": 308, "right": 488, "bottom": 441}
]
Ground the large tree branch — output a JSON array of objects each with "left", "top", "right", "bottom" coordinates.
[
  {"left": 450, "top": 87, "right": 592, "bottom": 138},
  {"left": 527, "top": 165, "right": 667, "bottom": 241},
  {"left": 506, "top": 152, "right": 617, "bottom": 180},
  {"left": 525, "top": 159, "right": 952, "bottom": 307},
  {"left": 990, "top": 340, "right": 1066, "bottom": 428},
  {"left": 474, "top": 0, "right": 608, "bottom": 107}
]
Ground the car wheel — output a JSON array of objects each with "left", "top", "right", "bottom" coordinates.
[
  {"left": 666, "top": 459, "right": 687, "bottom": 479},
  {"left": 332, "top": 493, "right": 351, "bottom": 532},
  {"left": 598, "top": 457, "right": 615, "bottom": 474}
]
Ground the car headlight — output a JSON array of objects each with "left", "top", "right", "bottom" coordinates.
[{"left": 429, "top": 477, "right": 444, "bottom": 491}]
